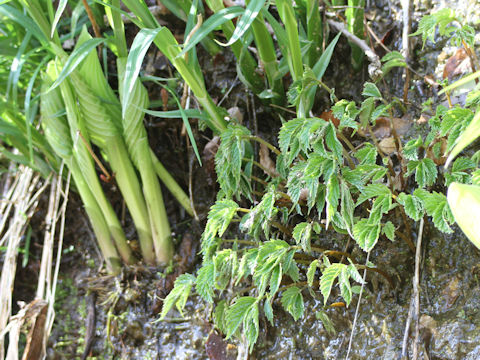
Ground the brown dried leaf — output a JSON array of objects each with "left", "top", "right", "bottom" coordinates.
[
  {"left": 372, "top": 117, "right": 411, "bottom": 139},
  {"left": 443, "top": 48, "right": 471, "bottom": 81},
  {"left": 259, "top": 143, "right": 279, "bottom": 177},
  {"left": 203, "top": 136, "right": 220, "bottom": 186},
  {"left": 378, "top": 137, "right": 396, "bottom": 155},
  {"left": 319, "top": 110, "right": 340, "bottom": 128},
  {"left": 426, "top": 138, "right": 447, "bottom": 165}
]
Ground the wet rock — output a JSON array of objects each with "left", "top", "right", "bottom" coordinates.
[{"left": 125, "top": 320, "right": 145, "bottom": 344}]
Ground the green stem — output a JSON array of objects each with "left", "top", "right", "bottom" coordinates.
[{"left": 151, "top": 151, "right": 194, "bottom": 217}]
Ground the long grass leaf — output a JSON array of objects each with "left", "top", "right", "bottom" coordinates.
[
  {"left": 49, "top": 37, "right": 105, "bottom": 92},
  {"left": 121, "top": 28, "right": 160, "bottom": 117},
  {"left": 51, "top": 0, "right": 68, "bottom": 38},
  {"left": 161, "top": 84, "right": 202, "bottom": 165},
  {"left": 223, "top": 0, "right": 266, "bottom": 46},
  {"left": 6, "top": 31, "right": 31, "bottom": 103},
  {"left": 178, "top": 6, "right": 244, "bottom": 57},
  {"left": 144, "top": 108, "right": 207, "bottom": 119},
  {"left": 439, "top": 70, "right": 480, "bottom": 94},
  {"left": 0, "top": 4, "right": 48, "bottom": 46}
]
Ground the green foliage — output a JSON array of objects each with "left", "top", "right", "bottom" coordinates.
[
  {"left": 411, "top": 8, "right": 474, "bottom": 48},
  {"left": 160, "top": 274, "right": 196, "bottom": 319}
]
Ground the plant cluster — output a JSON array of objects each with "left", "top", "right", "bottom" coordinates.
[{"left": 161, "top": 6, "right": 480, "bottom": 352}]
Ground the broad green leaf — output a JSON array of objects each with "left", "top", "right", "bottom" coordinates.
[
  {"left": 403, "top": 136, "right": 422, "bottom": 161},
  {"left": 356, "top": 184, "right": 391, "bottom": 205},
  {"left": 214, "top": 300, "right": 228, "bottom": 334},
  {"left": 160, "top": 273, "right": 195, "bottom": 319},
  {"left": 280, "top": 286, "right": 304, "bottom": 321},
  {"left": 355, "top": 143, "right": 377, "bottom": 165},
  {"left": 243, "top": 301, "right": 259, "bottom": 352},
  {"left": 448, "top": 182, "right": 480, "bottom": 249},
  {"left": 320, "top": 263, "right": 344, "bottom": 305},
  {"left": 326, "top": 175, "right": 340, "bottom": 227},
  {"left": 269, "top": 264, "right": 282, "bottom": 296},
  {"left": 316, "top": 310, "right": 336, "bottom": 335},
  {"left": 446, "top": 108, "right": 480, "bottom": 167},
  {"left": 381, "top": 51, "right": 406, "bottom": 76},
  {"left": 353, "top": 219, "right": 381, "bottom": 251}
]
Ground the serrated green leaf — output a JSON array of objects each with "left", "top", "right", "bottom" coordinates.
[
  {"left": 407, "top": 158, "right": 438, "bottom": 188},
  {"left": 263, "top": 297, "right": 274, "bottom": 325},
  {"left": 243, "top": 301, "right": 259, "bottom": 352},
  {"left": 397, "top": 193, "right": 424, "bottom": 221},
  {"left": 202, "top": 199, "right": 239, "bottom": 256},
  {"left": 355, "top": 143, "right": 377, "bottom": 165},
  {"left": 356, "top": 184, "right": 391, "bottom": 205},
  {"left": 293, "top": 222, "right": 312, "bottom": 253},
  {"left": 315, "top": 310, "right": 336, "bottom": 335},
  {"left": 281, "top": 286, "right": 304, "bottom": 321},
  {"left": 403, "top": 136, "right": 422, "bottom": 161},
  {"left": 160, "top": 273, "right": 195, "bottom": 319},
  {"left": 325, "top": 122, "right": 343, "bottom": 160},
  {"left": 214, "top": 300, "right": 228, "bottom": 334},
  {"left": 307, "top": 260, "right": 319, "bottom": 287},
  {"left": 415, "top": 189, "right": 454, "bottom": 233},
  {"left": 196, "top": 261, "right": 215, "bottom": 303},
  {"left": 340, "top": 181, "right": 355, "bottom": 235},
  {"left": 339, "top": 267, "right": 352, "bottom": 306},
  {"left": 382, "top": 221, "right": 395, "bottom": 241},
  {"left": 225, "top": 296, "right": 257, "bottom": 338},
  {"left": 269, "top": 264, "right": 282, "bottom": 296},
  {"left": 320, "top": 263, "right": 344, "bottom": 305},
  {"left": 326, "top": 175, "right": 340, "bottom": 227},
  {"left": 353, "top": 219, "right": 381, "bottom": 251}
]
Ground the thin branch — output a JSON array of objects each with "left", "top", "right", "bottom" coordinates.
[
  {"left": 327, "top": 20, "right": 382, "bottom": 81},
  {"left": 412, "top": 217, "right": 425, "bottom": 360},
  {"left": 346, "top": 251, "right": 371, "bottom": 359}
]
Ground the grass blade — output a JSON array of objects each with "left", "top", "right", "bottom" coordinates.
[
  {"left": 121, "top": 28, "right": 159, "bottom": 117},
  {"left": 178, "top": 6, "right": 244, "bottom": 57},
  {"left": 223, "top": 0, "right": 266, "bottom": 46},
  {"left": 49, "top": 37, "right": 105, "bottom": 92},
  {"left": 51, "top": 0, "right": 68, "bottom": 38}
]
